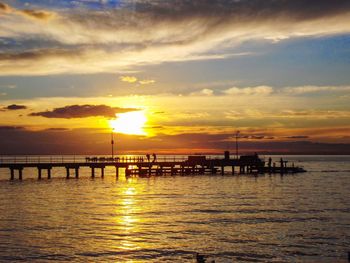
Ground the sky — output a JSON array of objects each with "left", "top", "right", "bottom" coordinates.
[{"left": 0, "top": 0, "right": 350, "bottom": 154}]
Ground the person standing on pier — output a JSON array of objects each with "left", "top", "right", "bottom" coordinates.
[
  {"left": 152, "top": 153, "right": 157, "bottom": 163},
  {"left": 280, "top": 158, "right": 284, "bottom": 171},
  {"left": 268, "top": 157, "right": 272, "bottom": 172}
]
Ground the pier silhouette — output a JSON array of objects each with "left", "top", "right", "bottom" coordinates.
[{"left": 0, "top": 152, "right": 306, "bottom": 180}]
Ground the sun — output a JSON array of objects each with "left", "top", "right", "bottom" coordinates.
[{"left": 109, "top": 111, "right": 147, "bottom": 135}]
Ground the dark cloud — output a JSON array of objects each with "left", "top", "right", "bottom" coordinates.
[
  {"left": 0, "top": 48, "right": 81, "bottom": 61},
  {"left": 0, "top": 125, "right": 24, "bottom": 130},
  {"left": 3, "top": 104, "right": 27, "bottom": 110},
  {"left": 0, "top": 1, "right": 55, "bottom": 20},
  {"left": 20, "top": 9, "right": 54, "bottom": 20},
  {"left": 0, "top": 2, "right": 10, "bottom": 12},
  {"left": 29, "top": 104, "right": 138, "bottom": 119},
  {"left": 63, "top": 0, "right": 350, "bottom": 50},
  {"left": 130, "top": 0, "right": 350, "bottom": 20},
  {"left": 45, "top": 128, "right": 69, "bottom": 131},
  {"left": 286, "top": 136, "right": 309, "bottom": 139}
]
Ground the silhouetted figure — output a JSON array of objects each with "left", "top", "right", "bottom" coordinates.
[
  {"left": 146, "top": 154, "right": 150, "bottom": 162},
  {"left": 152, "top": 153, "right": 157, "bottom": 163},
  {"left": 280, "top": 158, "right": 284, "bottom": 169}
]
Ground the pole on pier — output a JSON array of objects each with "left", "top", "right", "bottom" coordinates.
[
  {"left": 235, "top": 130, "right": 240, "bottom": 159},
  {"left": 111, "top": 129, "right": 115, "bottom": 159}
]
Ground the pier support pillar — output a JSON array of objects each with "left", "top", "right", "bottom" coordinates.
[
  {"left": 101, "top": 168, "right": 104, "bottom": 178},
  {"left": 240, "top": 166, "right": 245, "bottom": 174},
  {"left": 139, "top": 166, "right": 142, "bottom": 176},
  {"left": 18, "top": 168, "right": 23, "bottom": 180},
  {"left": 232, "top": 166, "right": 235, "bottom": 175},
  {"left": 66, "top": 168, "right": 70, "bottom": 179},
  {"left": 75, "top": 168, "right": 79, "bottom": 178},
  {"left": 91, "top": 167, "right": 95, "bottom": 178},
  {"left": 38, "top": 168, "right": 42, "bottom": 180},
  {"left": 115, "top": 167, "right": 119, "bottom": 178},
  {"left": 148, "top": 166, "right": 152, "bottom": 176},
  {"left": 47, "top": 168, "right": 51, "bottom": 179},
  {"left": 221, "top": 166, "right": 224, "bottom": 176},
  {"left": 10, "top": 168, "right": 14, "bottom": 180}
]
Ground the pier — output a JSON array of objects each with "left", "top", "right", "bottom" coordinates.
[{"left": 0, "top": 152, "right": 306, "bottom": 180}]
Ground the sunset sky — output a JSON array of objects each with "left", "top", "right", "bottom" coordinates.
[{"left": 0, "top": 0, "right": 350, "bottom": 154}]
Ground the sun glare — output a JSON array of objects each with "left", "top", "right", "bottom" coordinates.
[{"left": 109, "top": 111, "right": 147, "bottom": 135}]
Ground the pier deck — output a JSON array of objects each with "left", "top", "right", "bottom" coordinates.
[{"left": 0, "top": 153, "right": 306, "bottom": 180}]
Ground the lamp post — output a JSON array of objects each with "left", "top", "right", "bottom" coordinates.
[
  {"left": 235, "top": 130, "right": 240, "bottom": 159},
  {"left": 111, "top": 129, "right": 115, "bottom": 158}
]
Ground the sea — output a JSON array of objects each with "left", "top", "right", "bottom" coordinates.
[{"left": 0, "top": 155, "right": 349, "bottom": 262}]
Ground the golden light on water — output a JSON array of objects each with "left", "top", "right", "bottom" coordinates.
[
  {"left": 109, "top": 111, "right": 147, "bottom": 135},
  {"left": 114, "top": 184, "right": 142, "bottom": 251}
]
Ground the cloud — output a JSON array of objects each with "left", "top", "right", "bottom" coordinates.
[
  {"left": 120, "top": 75, "right": 138, "bottom": 83},
  {"left": 190, "top": 88, "right": 214, "bottom": 96},
  {"left": 286, "top": 136, "right": 309, "bottom": 139},
  {"left": 3, "top": 104, "right": 27, "bottom": 110},
  {"left": 224, "top": 86, "right": 273, "bottom": 96},
  {"left": 29, "top": 104, "right": 138, "bottom": 119},
  {"left": 0, "top": 2, "right": 10, "bottom": 13},
  {"left": 1, "top": 1, "right": 350, "bottom": 75},
  {"left": 20, "top": 9, "right": 56, "bottom": 20},
  {"left": 0, "top": 1, "right": 55, "bottom": 20},
  {"left": 120, "top": 76, "right": 156, "bottom": 85},
  {"left": 0, "top": 84, "right": 16, "bottom": 89},
  {"left": 284, "top": 86, "right": 350, "bottom": 94},
  {"left": 0, "top": 125, "right": 24, "bottom": 130},
  {"left": 139, "top": 79, "right": 155, "bottom": 85}
]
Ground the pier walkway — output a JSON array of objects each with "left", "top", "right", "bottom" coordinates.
[{"left": 0, "top": 153, "right": 306, "bottom": 180}]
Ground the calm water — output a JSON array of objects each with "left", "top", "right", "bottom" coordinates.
[{"left": 0, "top": 155, "right": 349, "bottom": 262}]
